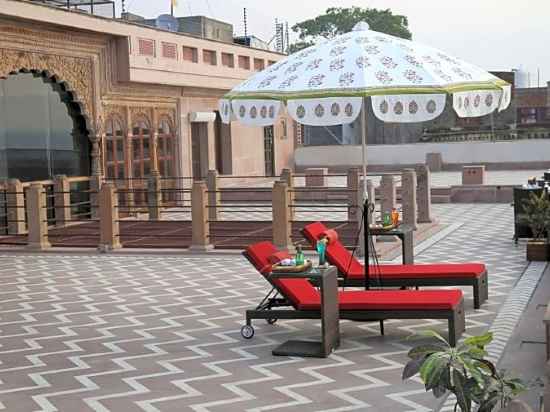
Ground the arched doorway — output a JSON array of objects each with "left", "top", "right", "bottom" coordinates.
[{"left": 0, "top": 72, "right": 90, "bottom": 181}]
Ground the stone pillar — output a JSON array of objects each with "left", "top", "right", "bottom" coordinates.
[
  {"left": 150, "top": 131, "right": 160, "bottom": 177},
  {"left": 147, "top": 174, "right": 162, "bottom": 221},
  {"left": 366, "top": 179, "right": 376, "bottom": 225},
  {"left": 380, "top": 175, "right": 397, "bottom": 217},
  {"left": 6, "top": 179, "right": 25, "bottom": 234},
  {"left": 26, "top": 184, "right": 51, "bottom": 250},
  {"left": 347, "top": 168, "right": 360, "bottom": 222},
  {"left": 305, "top": 168, "right": 328, "bottom": 187},
  {"left": 151, "top": 110, "right": 160, "bottom": 177},
  {"left": 54, "top": 175, "right": 71, "bottom": 227},
  {"left": 402, "top": 169, "right": 418, "bottom": 230},
  {"left": 207, "top": 170, "right": 220, "bottom": 222},
  {"left": 190, "top": 181, "right": 212, "bottom": 251},
  {"left": 425, "top": 152, "right": 442, "bottom": 172},
  {"left": 90, "top": 135, "right": 102, "bottom": 177},
  {"left": 415, "top": 165, "right": 433, "bottom": 223},
  {"left": 356, "top": 178, "right": 377, "bottom": 257},
  {"left": 99, "top": 183, "right": 121, "bottom": 251},
  {"left": 462, "top": 165, "right": 486, "bottom": 185},
  {"left": 89, "top": 175, "right": 102, "bottom": 220},
  {"left": 280, "top": 168, "right": 295, "bottom": 221},
  {"left": 125, "top": 133, "right": 135, "bottom": 213},
  {"left": 355, "top": 186, "right": 366, "bottom": 257},
  {"left": 272, "top": 181, "right": 293, "bottom": 251}
]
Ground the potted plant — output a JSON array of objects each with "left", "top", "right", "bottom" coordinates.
[
  {"left": 402, "top": 331, "right": 535, "bottom": 412},
  {"left": 519, "top": 191, "right": 550, "bottom": 261}
]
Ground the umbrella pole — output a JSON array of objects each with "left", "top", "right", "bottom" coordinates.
[{"left": 361, "top": 97, "right": 370, "bottom": 290}]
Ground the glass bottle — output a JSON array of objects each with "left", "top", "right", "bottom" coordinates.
[
  {"left": 383, "top": 212, "right": 392, "bottom": 227},
  {"left": 295, "top": 245, "right": 305, "bottom": 266},
  {"left": 316, "top": 238, "right": 327, "bottom": 266},
  {"left": 391, "top": 208, "right": 399, "bottom": 227}
]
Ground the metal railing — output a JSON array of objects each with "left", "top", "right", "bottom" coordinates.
[
  {"left": 0, "top": 168, "right": 427, "bottom": 250},
  {"left": 0, "top": 187, "right": 7, "bottom": 236}
]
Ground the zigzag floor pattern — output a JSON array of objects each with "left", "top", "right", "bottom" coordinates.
[{"left": 0, "top": 204, "right": 528, "bottom": 411}]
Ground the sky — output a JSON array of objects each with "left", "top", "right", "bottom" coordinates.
[{"left": 116, "top": 0, "right": 550, "bottom": 85}]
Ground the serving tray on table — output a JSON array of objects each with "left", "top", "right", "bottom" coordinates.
[{"left": 272, "top": 260, "right": 313, "bottom": 273}]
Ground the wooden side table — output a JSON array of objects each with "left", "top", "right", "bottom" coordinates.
[
  {"left": 271, "top": 266, "right": 340, "bottom": 358},
  {"left": 370, "top": 224, "right": 414, "bottom": 264}
]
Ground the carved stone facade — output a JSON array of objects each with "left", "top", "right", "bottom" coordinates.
[
  {"left": 0, "top": 48, "right": 94, "bottom": 128},
  {"left": 0, "top": 2, "right": 294, "bottom": 180}
]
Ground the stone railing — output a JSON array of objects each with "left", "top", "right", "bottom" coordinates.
[{"left": 0, "top": 168, "right": 430, "bottom": 252}]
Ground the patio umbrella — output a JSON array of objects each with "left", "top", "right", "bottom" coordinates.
[
  {"left": 220, "top": 22, "right": 511, "bottom": 195},
  {"left": 219, "top": 22, "right": 511, "bottom": 282}
]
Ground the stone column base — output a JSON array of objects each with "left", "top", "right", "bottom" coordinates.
[{"left": 189, "top": 244, "right": 214, "bottom": 252}]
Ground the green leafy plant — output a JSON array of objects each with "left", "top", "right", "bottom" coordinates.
[
  {"left": 402, "top": 331, "right": 528, "bottom": 412},
  {"left": 289, "top": 6, "right": 412, "bottom": 53},
  {"left": 519, "top": 191, "right": 550, "bottom": 240}
]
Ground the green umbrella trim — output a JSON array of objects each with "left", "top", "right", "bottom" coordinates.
[{"left": 223, "top": 79, "right": 509, "bottom": 101}]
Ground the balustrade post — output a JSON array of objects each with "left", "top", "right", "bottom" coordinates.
[
  {"left": 6, "top": 179, "right": 25, "bottom": 234},
  {"left": 89, "top": 175, "right": 102, "bottom": 220},
  {"left": 207, "top": 170, "right": 220, "bottom": 222},
  {"left": 26, "top": 183, "right": 50, "bottom": 250},
  {"left": 99, "top": 183, "right": 121, "bottom": 251},
  {"left": 54, "top": 175, "right": 71, "bottom": 227},
  {"left": 380, "top": 175, "right": 397, "bottom": 217},
  {"left": 415, "top": 164, "right": 434, "bottom": 223},
  {"left": 402, "top": 169, "right": 418, "bottom": 230},
  {"left": 147, "top": 175, "right": 162, "bottom": 221},
  {"left": 190, "top": 180, "right": 212, "bottom": 251},
  {"left": 272, "top": 181, "right": 293, "bottom": 251},
  {"left": 280, "top": 168, "right": 295, "bottom": 220},
  {"left": 347, "top": 168, "right": 360, "bottom": 222}
]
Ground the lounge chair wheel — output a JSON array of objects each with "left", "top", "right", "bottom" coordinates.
[
  {"left": 241, "top": 325, "right": 254, "bottom": 339},
  {"left": 266, "top": 318, "right": 278, "bottom": 325}
]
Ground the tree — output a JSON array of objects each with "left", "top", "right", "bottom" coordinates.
[{"left": 289, "top": 7, "right": 412, "bottom": 53}]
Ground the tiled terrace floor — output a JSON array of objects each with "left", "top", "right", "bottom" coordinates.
[{"left": 0, "top": 204, "right": 538, "bottom": 411}]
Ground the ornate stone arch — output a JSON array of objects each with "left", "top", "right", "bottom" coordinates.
[
  {"left": 158, "top": 114, "right": 175, "bottom": 133},
  {"left": 0, "top": 49, "right": 95, "bottom": 131},
  {"left": 103, "top": 106, "right": 128, "bottom": 133},
  {"left": 130, "top": 109, "right": 153, "bottom": 131},
  {"left": 156, "top": 109, "right": 176, "bottom": 132}
]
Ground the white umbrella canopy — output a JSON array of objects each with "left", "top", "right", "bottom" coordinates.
[{"left": 220, "top": 22, "right": 511, "bottom": 127}]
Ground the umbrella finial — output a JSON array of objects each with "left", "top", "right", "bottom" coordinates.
[{"left": 353, "top": 21, "right": 370, "bottom": 31}]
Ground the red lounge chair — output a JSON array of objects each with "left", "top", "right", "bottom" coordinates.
[
  {"left": 301, "top": 222, "right": 488, "bottom": 309},
  {"left": 242, "top": 241, "right": 466, "bottom": 346}
]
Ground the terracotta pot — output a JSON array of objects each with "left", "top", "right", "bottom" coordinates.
[{"left": 526, "top": 240, "right": 549, "bottom": 261}]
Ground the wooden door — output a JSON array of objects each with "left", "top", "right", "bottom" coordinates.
[{"left": 263, "top": 126, "right": 275, "bottom": 177}]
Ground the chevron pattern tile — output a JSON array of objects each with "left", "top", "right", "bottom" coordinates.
[{"left": 0, "top": 204, "right": 529, "bottom": 411}]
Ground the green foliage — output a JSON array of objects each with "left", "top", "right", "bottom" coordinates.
[
  {"left": 290, "top": 7, "right": 412, "bottom": 53},
  {"left": 519, "top": 191, "right": 550, "bottom": 240},
  {"left": 402, "top": 331, "right": 529, "bottom": 411}
]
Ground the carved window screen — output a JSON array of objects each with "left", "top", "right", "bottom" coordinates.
[{"left": 104, "top": 118, "right": 125, "bottom": 180}]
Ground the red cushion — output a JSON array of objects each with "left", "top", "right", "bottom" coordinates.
[
  {"left": 276, "top": 279, "right": 320, "bottom": 310},
  {"left": 302, "top": 223, "right": 486, "bottom": 281},
  {"left": 245, "top": 241, "right": 278, "bottom": 274},
  {"left": 348, "top": 264, "right": 486, "bottom": 280},
  {"left": 321, "top": 229, "right": 339, "bottom": 244},
  {"left": 302, "top": 222, "right": 328, "bottom": 244},
  {"left": 245, "top": 242, "right": 320, "bottom": 310},
  {"left": 326, "top": 241, "right": 363, "bottom": 275},
  {"left": 338, "top": 289, "right": 463, "bottom": 310},
  {"left": 268, "top": 251, "right": 292, "bottom": 265}
]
